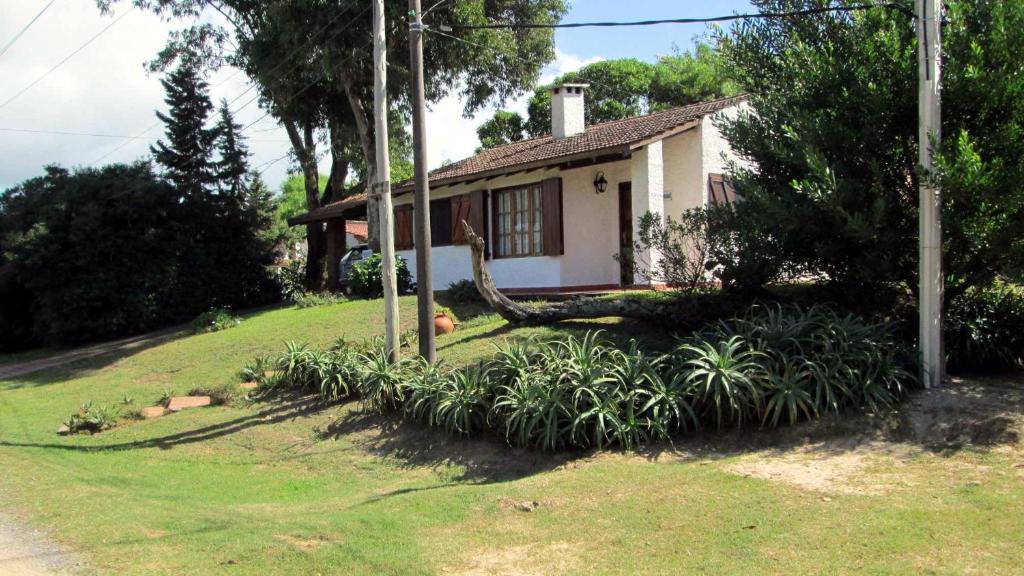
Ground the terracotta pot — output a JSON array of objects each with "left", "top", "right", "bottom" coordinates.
[{"left": 434, "top": 312, "right": 455, "bottom": 335}]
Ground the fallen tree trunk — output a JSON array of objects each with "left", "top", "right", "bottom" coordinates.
[{"left": 461, "top": 221, "right": 699, "bottom": 326}]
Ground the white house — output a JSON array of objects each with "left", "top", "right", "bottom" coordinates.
[{"left": 292, "top": 87, "right": 747, "bottom": 293}]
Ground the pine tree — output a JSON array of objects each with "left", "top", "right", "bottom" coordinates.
[
  {"left": 151, "top": 59, "right": 215, "bottom": 199},
  {"left": 212, "top": 99, "right": 251, "bottom": 199}
]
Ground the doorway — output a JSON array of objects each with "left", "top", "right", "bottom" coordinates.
[{"left": 618, "top": 182, "right": 633, "bottom": 287}]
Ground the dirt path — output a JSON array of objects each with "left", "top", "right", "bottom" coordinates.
[
  {"left": 0, "top": 514, "right": 77, "bottom": 575},
  {"left": 0, "top": 328, "right": 184, "bottom": 381}
]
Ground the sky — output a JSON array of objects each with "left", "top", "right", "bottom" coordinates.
[{"left": 0, "top": 0, "right": 754, "bottom": 193}]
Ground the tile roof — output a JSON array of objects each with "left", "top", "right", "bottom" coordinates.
[
  {"left": 346, "top": 220, "right": 368, "bottom": 243},
  {"left": 289, "top": 94, "right": 746, "bottom": 225}
]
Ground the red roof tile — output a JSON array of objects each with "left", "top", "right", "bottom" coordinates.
[{"left": 289, "top": 95, "right": 745, "bottom": 225}]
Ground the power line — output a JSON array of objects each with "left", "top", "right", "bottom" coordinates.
[
  {"left": 0, "top": 0, "right": 58, "bottom": 59},
  {"left": 425, "top": 28, "right": 640, "bottom": 106},
  {"left": 0, "top": 6, "right": 135, "bottom": 110},
  {"left": 0, "top": 126, "right": 288, "bottom": 142},
  {"left": 436, "top": 3, "right": 915, "bottom": 31}
]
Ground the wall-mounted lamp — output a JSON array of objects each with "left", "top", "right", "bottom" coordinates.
[{"left": 593, "top": 171, "right": 608, "bottom": 194}]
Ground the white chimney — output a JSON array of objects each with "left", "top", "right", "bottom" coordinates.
[{"left": 550, "top": 83, "right": 588, "bottom": 139}]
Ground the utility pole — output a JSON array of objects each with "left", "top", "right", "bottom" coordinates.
[
  {"left": 917, "top": 0, "right": 943, "bottom": 388},
  {"left": 408, "top": 0, "right": 436, "bottom": 362},
  {"left": 374, "top": 0, "right": 400, "bottom": 361}
]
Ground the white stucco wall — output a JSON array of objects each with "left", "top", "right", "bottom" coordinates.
[
  {"left": 662, "top": 129, "right": 704, "bottom": 219},
  {"left": 396, "top": 161, "right": 625, "bottom": 291},
  {"left": 700, "top": 104, "right": 751, "bottom": 204}
]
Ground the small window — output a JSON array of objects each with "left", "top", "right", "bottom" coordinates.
[{"left": 493, "top": 184, "right": 544, "bottom": 258}]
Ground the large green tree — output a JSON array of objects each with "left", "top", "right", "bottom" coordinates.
[
  {"left": 716, "top": 0, "right": 1024, "bottom": 302},
  {"left": 477, "top": 43, "right": 739, "bottom": 148},
  {"left": 103, "top": 0, "right": 567, "bottom": 289},
  {"left": 150, "top": 57, "right": 215, "bottom": 198}
]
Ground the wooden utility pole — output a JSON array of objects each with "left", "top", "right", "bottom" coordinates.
[
  {"left": 373, "top": 0, "right": 400, "bottom": 361},
  {"left": 917, "top": 0, "right": 943, "bottom": 388},
  {"left": 408, "top": 0, "right": 436, "bottom": 362}
]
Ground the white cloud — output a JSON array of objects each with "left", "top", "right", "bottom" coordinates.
[
  {"left": 424, "top": 48, "right": 604, "bottom": 169},
  {"left": 0, "top": 3, "right": 602, "bottom": 191}
]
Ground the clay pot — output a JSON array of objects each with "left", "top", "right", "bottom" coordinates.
[{"left": 434, "top": 312, "right": 456, "bottom": 335}]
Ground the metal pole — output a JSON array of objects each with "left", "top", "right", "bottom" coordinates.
[
  {"left": 917, "top": 0, "right": 943, "bottom": 387},
  {"left": 408, "top": 0, "right": 436, "bottom": 362},
  {"left": 374, "top": 0, "right": 400, "bottom": 361}
]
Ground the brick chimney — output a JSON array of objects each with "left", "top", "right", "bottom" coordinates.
[{"left": 550, "top": 83, "right": 588, "bottom": 139}]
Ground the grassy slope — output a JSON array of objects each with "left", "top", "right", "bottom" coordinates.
[{"left": 0, "top": 297, "right": 1020, "bottom": 575}]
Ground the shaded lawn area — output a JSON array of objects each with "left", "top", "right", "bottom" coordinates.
[{"left": 1, "top": 296, "right": 1023, "bottom": 575}]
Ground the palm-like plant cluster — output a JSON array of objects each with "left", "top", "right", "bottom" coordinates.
[{"left": 245, "top": 304, "right": 916, "bottom": 452}]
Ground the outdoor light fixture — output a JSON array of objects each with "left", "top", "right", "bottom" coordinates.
[{"left": 593, "top": 171, "right": 608, "bottom": 194}]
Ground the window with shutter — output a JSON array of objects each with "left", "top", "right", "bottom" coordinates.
[
  {"left": 708, "top": 173, "right": 741, "bottom": 205},
  {"left": 541, "top": 177, "right": 563, "bottom": 256},
  {"left": 490, "top": 179, "right": 561, "bottom": 258},
  {"left": 394, "top": 205, "right": 414, "bottom": 250},
  {"left": 450, "top": 194, "right": 474, "bottom": 244}
]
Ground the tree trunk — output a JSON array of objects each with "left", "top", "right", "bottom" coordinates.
[
  {"left": 461, "top": 222, "right": 686, "bottom": 325},
  {"left": 342, "top": 77, "right": 380, "bottom": 252},
  {"left": 282, "top": 115, "right": 327, "bottom": 291}
]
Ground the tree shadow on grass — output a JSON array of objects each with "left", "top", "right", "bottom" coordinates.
[
  {"left": 636, "top": 373, "right": 1024, "bottom": 464},
  {"left": 314, "top": 410, "right": 579, "bottom": 486},
  {"left": 0, "top": 395, "right": 326, "bottom": 453}
]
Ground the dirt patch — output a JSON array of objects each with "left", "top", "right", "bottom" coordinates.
[
  {"left": 727, "top": 442, "right": 917, "bottom": 496},
  {"left": 0, "top": 513, "right": 79, "bottom": 576},
  {"left": 443, "top": 542, "right": 578, "bottom": 576},
  {"left": 273, "top": 533, "right": 332, "bottom": 552}
]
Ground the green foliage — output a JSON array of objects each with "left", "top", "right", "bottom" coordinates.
[
  {"left": 478, "top": 43, "right": 738, "bottom": 147},
  {"left": 444, "top": 279, "right": 483, "bottom": 303},
  {"left": 291, "top": 291, "right": 347, "bottom": 308},
  {"left": 248, "top": 304, "right": 913, "bottom": 451},
  {"left": 191, "top": 306, "right": 241, "bottom": 334},
  {"left": 276, "top": 260, "right": 306, "bottom": 300},
  {"left": 64, "top": 401, "right": 120, "bottom": 434},
  {"left": 356, "top": 342, "right": 412, "bottom": 414},
  {"left": 187, "top": 384, "right": 236, "bottom": 406},
  {"left": 945, "top": 284, "right": 1024, "bottom": 373},
  {"left": 672, "top": 335, "right": 764, "bottom": 429},
  {"left": 346, "top": 254, "right": 415, "bottom": 299},
  {"left": 717, "top": 0, "right": 1024, "bottom": 302},
  {"left": 239, "top": 355, "right": 272, "bottom": 383},
  {"left": 476, "top": 110, "right": 527, "bottom": 150}
]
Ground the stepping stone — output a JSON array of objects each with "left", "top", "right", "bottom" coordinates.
[
  {"left": 141, "top": 406, "right": 167, "bottom": 419},
  {"left": 239, "top": 381, "right": 258, "bottom": 390},
  {"left": 264, "top": 370, "right": 277, "bottom": 379},
  {"left": 166, "top": 396, "right": 211, "bottom": 412},
  {"left": 56, "top": 425, "right": 70, "bottom": 435}
]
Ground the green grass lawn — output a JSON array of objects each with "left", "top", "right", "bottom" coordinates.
[{"left": 1, "top": 297, "right": 1023, "bottom": 575}]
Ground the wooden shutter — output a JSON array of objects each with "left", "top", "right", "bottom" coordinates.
[
  {"left": 450, "top": 194, "right": 474, "bottom": 244},
  {"left": 430, "top": 198, "right": 452, "bottom": 246},
  {"left": 708, "top": 173, "right": 740, "bottom": 205},
  {"left": 541, "top": 177, "right": 563, "bottom": 256},
  {"left": 394, "top": 205, "right": 414, "bottom": 250}
]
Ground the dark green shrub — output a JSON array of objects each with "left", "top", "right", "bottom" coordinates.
[
  {"left": 428, "top": 364, "right": 493, "bottom": 437},
  {"left": 445, "top": 279, "right": 483, "bottom": 303},
  {"left": 346, "top": 254, "right": 415, "bottom": 299},
  {"left": 191, "top": 306, "right": 240, "bottom": 334},
  {"left": 945, "top": 284, "right": 1024, "bottom": 373},
  {"left": 64, "top": 401, "right": 120, "bottom": 434},
  {"left": 291, "top": 291, "right": 347, "bottom": 308},
  {"left": 187, "top": 384, "right": 236, "bottom": 406},
  {"left": 277, "top": 260, "right": 305, "bottom": 299}
]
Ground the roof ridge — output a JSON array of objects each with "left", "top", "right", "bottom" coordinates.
[{"left": 463, "top": 93, "right": 748, "bottom": 161}]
